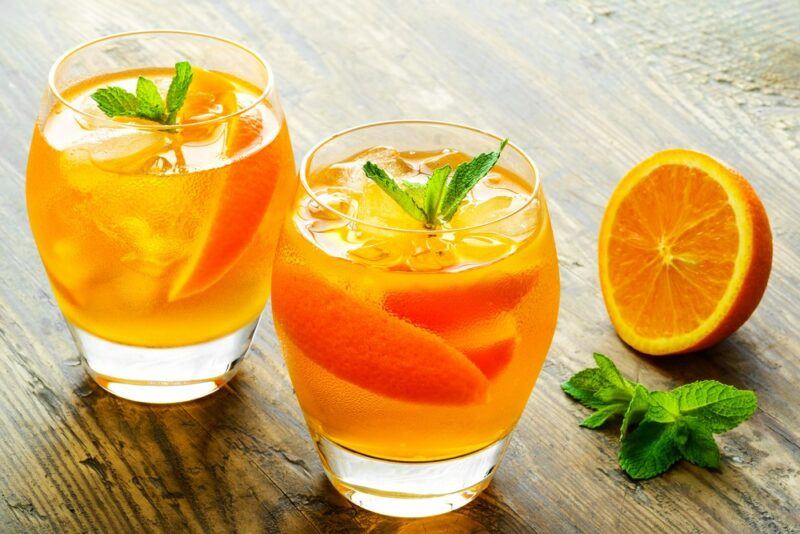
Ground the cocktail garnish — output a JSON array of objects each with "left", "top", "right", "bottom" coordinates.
[
  {"left": 562, "top": 353, "right": 758, "bottom": 479},
  {"left": 362, "top": 139, "right": 508, "bottom": 229},
  {"left": 91, "top": 62, "right": 193, "bottom": 125}
]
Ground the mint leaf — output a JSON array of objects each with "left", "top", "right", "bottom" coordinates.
[
  {"left": 362, "top": 142, "right": 507, "bottom": 228},
  {"left": 671, "top": 380, "right": 757, "bottom": 433},
  {"left": 564, "top": 354, "right": 758, "bottom": 480},
  {"left": 581, "top": 403, "right": 628, "bottom": 428},
  {"left": 91, "top": 87, "right": 139, "bottom": 118},
  {"left": 561, "top": 368, "right": 615, "bottom": 409},
  {"left": 440, "top": 139, "right": 508, "bottom": 221},
  {"left": 135, "top": 77, "right": 165, "bottom": 122},
  {"left": 619, "top": 421, "right": 682, "bottom": 479},
  {"left": 91, "top": 61, "right": 193, "bottom": 125},
  {"left": 677, "top": 418, "right": 721, "bottom": 469},
  {"left": 621, "top": 384, "right": 650, "bottom": 437},
  {"left": 594, "top": 353, "right": 635, "bottom": 394},
  {"left": 644, "top": 391, "right": 680, "bottom": 423},
  {"left": 423, "top": 165, "right": 451, "bottom": 227},
  {"left": 402, "top": 181, "right": 428, "bottom": 207},
  {"left": 363, "top": 162, "right": 426, "bottom": 223},
  {"left": 165, "top": 61, "right": 193, "bottom": 124}
]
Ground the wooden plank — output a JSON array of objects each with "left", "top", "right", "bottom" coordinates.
[{"left": 0, "top": 0, "right": 797, "bottom": 532}]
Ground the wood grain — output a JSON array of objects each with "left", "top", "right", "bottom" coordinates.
[{"left": 1, "top": 0, "right": 798, "bottom": 532}]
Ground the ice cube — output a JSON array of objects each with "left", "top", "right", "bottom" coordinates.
[
  {"left": 419, "top": 149, "right": 470, "bottom": 174},
  {"left": 455, "top": 233, "right": 517, "bottom": 264},
  {"left": 449, "top": 195, "right": 519, "bottom": 228},
  {"left": 405, "top": 236, "right": 457, "bottom": 271},
  {"left": 356, "top": 181, "right": 423, "bottom": 231},
  {"left": 353, "top": 146, "right": 416, "bottom": 179},
  {"left": 314, "top": 162, "right": 365, "bottom": 192},
  {"left": 116, "top": 216, "right": 182, "bottom": 277},
  {"left": 84, "top": 129, "right": 170, "bottom": 174},
  {"left": 347, "top": 238, "right": 406, "bottom": 268}
]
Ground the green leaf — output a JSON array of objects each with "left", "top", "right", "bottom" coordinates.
[
  {"left": 619, "top": 421, "right": 682, "bottom": 479},
  {"left": 165, "top": 61, "right": 193, "bottom": 124},
  {"left": 581, "top": 403, "right": 628, "bottom": 429},
  {"left": 677, "top": 418, "right": 721, "bottom": 469},
  {"left": 439, "top": 139, "right": 508, "bottom": 221},
  {"left": 645, "top": 391, "right": 681, "bottom": 423},
  {"left": 423, "top": 165, "right": 451, "bottom": 226},
  {"left": 90, "top": 87, "right": 139, "bottom": 118},
  {"left": 594, "top": 353, "right": 635, "bottom": 394},
  {"left": 363, "top": 161, "right": 426, "bottom": 223},
  {"left": 671, "top": 380, "right": 757, "bottom": 433},
  {"left": 135, "top": 77, "right": 165, "bottom": 122},
  {"left": 621, "top": 384, "right": 650, "bottom": 437},
  {"left": 402, "top": 181, "right": 427, "bottom": 207},
  {"left": 561, "top": 368, "right": 613, "bottom": 409}
]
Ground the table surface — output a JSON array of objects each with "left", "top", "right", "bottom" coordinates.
[{"left": 1, "top": 1, "right": 798, "bottom": 532}]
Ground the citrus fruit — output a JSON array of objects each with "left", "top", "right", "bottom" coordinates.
[
  {"left": 599, "top": 149, "right": 772, "bottom": 355},
  {"left": 168, "top": 112, "right": 277, "bottom": 300},
  {"left": 443, "top": 313, "right": 518, "bottom": 379},
  {"left": 271, "top": 264, "right": 489, "bottom": 405},
  {"left": 383, "top": 270, "right": 537, "bottom": 331}
]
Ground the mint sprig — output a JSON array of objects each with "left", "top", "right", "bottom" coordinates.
[
  {"left": 91, "top": 61, "right": 193, "bottom": 126},
  {"left": 562, "top": 354, "right": 757, "bottom": 479},
  {"left": 361, "top": 140, "right": 508, "bottom": 229}
]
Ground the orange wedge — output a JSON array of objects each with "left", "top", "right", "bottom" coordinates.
[
  {"left": 443, "top": 313, "right": 518, "bottom": 379},
  {"left": 383, "top": 270, "right": 537, "bottom": 331},
  {"left": 271, "top": 264, "right": 489, "bottom": 405},
  {"left": 178, "top": 68, "right": 239, "bottom": 143},
  {"left": 168, "top": 112, "right": 277, "bottom": 300},
  {"left": 599, "top": 149, "right": 772, "bottom": 355}
]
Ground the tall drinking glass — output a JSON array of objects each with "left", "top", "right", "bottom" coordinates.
[
  {"left": 271, "top": 121, "right": 560, "bottom": 517},
  {"left": 26, "top": 31, "right": 296, "bottom": 403}
]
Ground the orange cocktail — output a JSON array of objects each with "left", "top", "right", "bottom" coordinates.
[
  {"left": 272, "top": 121, "right": 559, "bottom": 517},
  {"left": 26, "top": 32, "right": 295, "bottom": 402}
]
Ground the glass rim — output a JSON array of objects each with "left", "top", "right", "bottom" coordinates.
[
  {"left": 47, "top": 29, "right": 275, "bottom": 131},
  {"left": 299, "top": 119, "right": 541, "bottom": 235}
]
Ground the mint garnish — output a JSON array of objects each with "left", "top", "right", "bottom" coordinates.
[
  {"left": 362, "top": 139, "right": 508, "bottom": 229},
  {"left": 91, "top": 61, "right": 193, "bottom": 126},
  {"left": 562, "top": 353, "right": 757, "bottom": 479}
]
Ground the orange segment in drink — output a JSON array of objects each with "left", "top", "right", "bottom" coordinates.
[
  {"left": 383, "top": 270, "right": 538, "bottom": 331},
  {"left": 168, "top": 115, "right": 283, "bottom": 300},
  {"left": 599, "top": 149, "right": 772, "bottom": 355},
  {"left": 271, "top": 264, "right": 489, "bottom": 405},
  {"left": 179, "top": 68, "right": 239, "bottom": 143},
  {"left": 443, "top": 313, "right": 518, "bottom": 379}
]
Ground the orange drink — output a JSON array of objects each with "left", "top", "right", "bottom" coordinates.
[
  {"left": 26, "top": 32, "right": 295, "bottom": 403},
  {"left": 272, "top": 121, "right": 559, "bottom": 516}
]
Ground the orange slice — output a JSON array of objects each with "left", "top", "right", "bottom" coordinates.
[
  {"left": 443, "top": 313, "right": 518, "bottom": 379},
  {"left": 178, "top": 68, "right": 239, "bottom": 143},
  {"left": 599, "top": 149, "right": 772, "bottom": 355},
  {"left": 168, "top": 112, "right": 277, "bottom": 300},
  {"left": 271, "top": 264, "right": 489, "bottom": 405},
  {"left": 383, "top": 270, "right": 537, "bottom": 331}
]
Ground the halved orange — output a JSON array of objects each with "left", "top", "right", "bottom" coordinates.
[
  {"left": 271, "top": 264, "right": 489, "bottom": 405},
  {"left": 599, "top": 149, "right": 772, "bottom": 355}
]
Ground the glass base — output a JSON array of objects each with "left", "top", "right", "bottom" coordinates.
[
  {"left": 68, "top": 317, "right": 259, "bottom": 403},
  {"left": 315, "top": 433, "right": 511, "bottom": 518}
]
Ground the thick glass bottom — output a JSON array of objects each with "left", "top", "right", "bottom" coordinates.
[
  {"left": 68, "top": 317, "right": 259, "bottom": 403},
  {"left": 314, "top": 432, "right": 511, "bottom": 517}
]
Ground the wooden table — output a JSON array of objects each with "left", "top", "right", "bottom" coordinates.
[{"left": 1, "top": 1, "right": 798, "bottom": 532}]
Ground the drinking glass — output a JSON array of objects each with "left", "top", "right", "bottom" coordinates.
[
  {"left": 271, "top": 120, "right": 560, "bottom": 517},
  {"left": 26, "top": 31, "right": 296, "bottom": 403}
]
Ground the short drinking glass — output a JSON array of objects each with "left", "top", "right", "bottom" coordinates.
[
  {"left": 271, "top": 120, "right": 560, "bottom": 517},
  {"left": 26, "top": 31, "right": 296, "bottom": 403}
]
